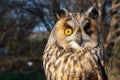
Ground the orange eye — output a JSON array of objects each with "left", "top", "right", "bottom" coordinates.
[{"left": 64, "top": 28, "right": 73, "bottom": 36}]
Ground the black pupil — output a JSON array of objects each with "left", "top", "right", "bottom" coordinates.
[{"left": 67, "top": 30, "right": 70, "bottom": 33}]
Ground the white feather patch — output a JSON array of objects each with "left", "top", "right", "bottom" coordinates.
[{"left": 69, "top": 41, "right": 80, "bottom": 50}]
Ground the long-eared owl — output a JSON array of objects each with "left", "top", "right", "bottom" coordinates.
[{"left": 43, "top": 7, "right": 107, "bottom": 80}]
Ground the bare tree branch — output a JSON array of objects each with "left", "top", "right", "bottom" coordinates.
[
  {"left": 107, "top": 3, "right": 120, "bottom": 14},
  {"left": 114, "top": 36, "right": 120, "bottom": 42}
]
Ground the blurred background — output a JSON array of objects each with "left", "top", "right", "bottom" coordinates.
[{"left": 0, "top": 0, "right": 119, "bottom": 80}]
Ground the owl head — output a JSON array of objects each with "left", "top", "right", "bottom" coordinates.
[{"left": 48, "top": 7, "right": 99, "bottom": 50}]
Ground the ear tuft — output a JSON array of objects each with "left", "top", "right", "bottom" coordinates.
[
  {"left": 86, "top": 7, "right": 98, "bottom": 19},
  {"left": 56, "top": 8, "right": 68, "bottom": 19}
]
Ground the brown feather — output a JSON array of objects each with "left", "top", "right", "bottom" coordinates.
[{"left": 43, "top": 7, "right": 107, "bottom": 80}]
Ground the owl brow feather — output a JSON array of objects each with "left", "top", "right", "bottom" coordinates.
[{"left": 70, "top": 13, "right": 80, "bottom": 26}]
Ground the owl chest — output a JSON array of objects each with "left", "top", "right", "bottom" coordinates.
[
  {"left": 43, "top": 48, "right": 99, "bottom": 80},
  {"left": 47, "top": 52, "right": 93, "bottom": 71}
]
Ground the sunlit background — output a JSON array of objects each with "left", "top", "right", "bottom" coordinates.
[{"left": 0, "top": 0, "right": 119, "bottom": 80}]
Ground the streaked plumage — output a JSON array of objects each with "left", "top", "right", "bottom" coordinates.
[{"left": 43, "top": 7, "right": 107, "bottom": 80}]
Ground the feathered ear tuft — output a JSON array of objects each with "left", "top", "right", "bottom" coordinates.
[
  {"left": 56, "top": 8, "right": 68, "bottom": 20},
  {"left": 86, "top": 7, "right": 98, "bottom": 19}
]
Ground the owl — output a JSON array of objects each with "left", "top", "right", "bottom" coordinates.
[{"left": 43, "top": 7, "right": 107, "bottom": 80}]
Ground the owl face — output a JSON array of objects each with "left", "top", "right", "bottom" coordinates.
[{"left": 48, "top": 7, "right": 99, "bottom": 50}]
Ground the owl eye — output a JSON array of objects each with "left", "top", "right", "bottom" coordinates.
[
  {"left": 64, "top": 28, "right": 73, "bottom": 36},
  {"left": 84, "top": 21, "right": 93, "bottom": 35}
]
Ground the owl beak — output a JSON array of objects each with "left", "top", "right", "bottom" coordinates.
[{"left": 69, "top": 40, "right": 81, "bottom": 50}]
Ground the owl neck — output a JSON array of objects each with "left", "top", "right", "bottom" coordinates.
[{"left": 45, "top": 42, "right": 75, "bottom": 56}]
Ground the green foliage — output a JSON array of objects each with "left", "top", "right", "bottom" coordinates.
[
  {"left": 6, "top": 38, "right": 47, "bottom": 57},
  {"left": 0, "top": 70, "right": 46, "bottom": 80}
]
